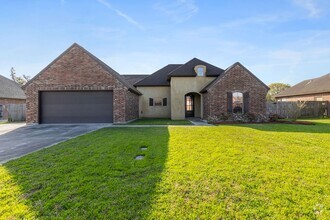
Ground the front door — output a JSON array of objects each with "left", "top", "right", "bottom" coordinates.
[{"left": 185, "top": 94, "right": 194, "bottom": 117}]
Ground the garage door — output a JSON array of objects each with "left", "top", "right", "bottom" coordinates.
[{"left": 40, "top": 91, "right": 113, "bottom": 123}]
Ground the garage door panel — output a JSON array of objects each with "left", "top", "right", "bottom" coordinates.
[{"left": 40, "top": 91, "right": 113, "bottom": 123}]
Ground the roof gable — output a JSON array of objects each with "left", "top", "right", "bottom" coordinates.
[
  {"left": 276, "top": 73, "right": 330, "bottom": 97},
  {"left": 23, "top": 43, "right": 141, "bottom": 95},
  {"left": 135, "top": 64, "right": 181, "bottom": 86},
  {"left": 201, "top": 62, "right": 269, "bottom": 93},
  {"left": 0, "top": 75, "right": 26, "bottom": 99},
  {"left": 168, "top": 58, "right": 224, "bottom": 78}
]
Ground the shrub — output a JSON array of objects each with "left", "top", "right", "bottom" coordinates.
[
  {"left": 208, "top": 113, "right": 269, "bottom": 123},
  {"left": 245, "top": 112, "right": 257, "bottom": 122},
  {"left": 219, "top": 113, "right": 229, "bottom": 121},
  {"left": 269, "top": 114, "right": 280, "bottom": 122}
]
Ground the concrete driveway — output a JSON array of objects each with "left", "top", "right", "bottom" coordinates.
[{"left": 0, "top": 123, "right": 110, "bottom": 164}]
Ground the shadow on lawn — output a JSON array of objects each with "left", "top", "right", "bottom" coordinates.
[
  {"left": 226, "top": 120, "right": 330, "bottom": 134},
  {"left": 3, "top": 127, "right": 169, "bottom": 219}
]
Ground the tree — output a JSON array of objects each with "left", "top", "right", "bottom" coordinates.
[
  {"left": 267, "top": 83, "right": 291, "bottom": 101},
  {"left": 10, "top": 67, "right": 30, "bottom": 86},
  {"left": 290, "top": 100, "right": 306, "bottom": 121}
]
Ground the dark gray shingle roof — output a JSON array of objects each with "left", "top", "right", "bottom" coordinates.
[
  {"left": 122, "top": 75, "right": 149, "bottom": 85},
  {"left": 276, "top": 73, "right": 330, "bottom": 97},
  {"left": 168, "top": 58, "right": 224, "bottom": 77},
  {"left": 135, "top": 64, "right": 182, "bottom": 86},
  {"left": 0, "top": 75, "right": 26, "bottom": 99}
]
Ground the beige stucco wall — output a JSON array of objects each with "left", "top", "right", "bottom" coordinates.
[
  {"left": 170, "top": 77, "right": 216, "bottom": 120},
  {"left": 136, "top": 86, "right": 171, "bottom": 118},
  {"left": 194, "top": 95, "right": 201, "bottom": 117}
]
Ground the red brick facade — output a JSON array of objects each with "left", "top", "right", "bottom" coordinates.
[
  {"left": 24, "top": 44, "right": 269, "bottom": 123},
  {"left": 125, "top": 90, "right": 139, "bottom": 122},
  {"left": 0, "top": 98, "right": 25, "bottom": 120},
  {"left": 24, "top": 44, "right": 139, "bottom": 124},
  {"left": 276, "top": 93, "right": 330, "bottom": 102},
  {"left": 203, "top": 64, "right": 268, "bottom": 119}
]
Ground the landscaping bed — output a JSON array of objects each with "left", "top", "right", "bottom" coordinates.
[
  {"left": 129, "top": 118, "right": 192, "bottom": 125},
  {"left": 208, "top": 113, "right": 320, "bottom": 125},
  {"left": 211, "top": 120, "right": 316, "bottom": 125}
]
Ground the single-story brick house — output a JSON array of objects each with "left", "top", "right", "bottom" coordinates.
[
  {"left": 276, "top": 73, "right": 330, "bottom": 102},
  {"left": 24, "top": 43, "right": 269, "bottom": 124},
  {"left": 0, "top": 75, "right": 26, "bottom": 120}
]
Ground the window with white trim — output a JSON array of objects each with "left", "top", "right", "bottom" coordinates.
[
  {"left": 154, "top": 98, "right": 162, "bottom": 106},
  {"left": 149, "top": 97, "right": 167, "bottom": 106},
  {"left": 197, "top": 67, "right": 204, "bottom": 76}
]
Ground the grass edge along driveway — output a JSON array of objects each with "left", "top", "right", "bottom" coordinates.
[{"left": 1, "top": 120, "right": 329, "bottom": 219}]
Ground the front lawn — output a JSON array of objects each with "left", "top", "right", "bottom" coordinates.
[
  {"left": 129, "top": 118, "right": 192, "bottom": 125},
  {"left": 1, "top": 120, "right": 329, "bottom": 219}
]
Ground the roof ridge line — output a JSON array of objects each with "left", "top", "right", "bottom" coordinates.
[
  {"left": 135, "top": 64, "right": 182, "bottom": 86},
  {"left": 201, "top": 62, "right": 269, "bottom": 93},
  {"left": 72, "top": 44, "right": 141, "bottom": 94},
  {"left": 22, "top": 43, "right": 141, "bottom": 95}
]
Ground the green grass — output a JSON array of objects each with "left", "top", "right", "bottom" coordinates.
[
  {"left": 129, "top": 118, "right": 192, "bottom": 125},
  {"left": 1, "top": 120, "right": 330, "bottom": 219},
  {"left": 0, "top": 120, "right": 8, "bottom": 124}
]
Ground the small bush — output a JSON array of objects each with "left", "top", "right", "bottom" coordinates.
[
  {"left": 245, "top": 112, "right": 257, "bottom": 122},
  {"left": 219, "top": 113, "right": 229, "bottom": 121},
  {"left": 208, "top": 113, "right": 269, "bottom": 123},
  {"left": 269, "top": 113, "right": 280, "bottom": 122}
]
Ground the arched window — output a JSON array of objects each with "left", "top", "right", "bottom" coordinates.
[
  {"left": 197, "top": 67, "right": 204, "bottom": 76},
  {"left": 194, "top": 65, "right": 206, "bottom": 76},
  {"left": 232, "top": 92, "right": 243, "bottom": 114}
]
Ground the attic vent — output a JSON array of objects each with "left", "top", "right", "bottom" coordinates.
[{"left": 194, "top": 65, "right": 206, "bottom": 76}]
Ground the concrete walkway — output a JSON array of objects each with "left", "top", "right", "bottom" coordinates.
[
  {"left": 0, "top": 123, "right": 26, "bottom": 135},
  {"left": 188, "top": 118, "right": 214, "bottom": 126}
]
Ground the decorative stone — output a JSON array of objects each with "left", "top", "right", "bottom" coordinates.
[
  {"left": 135, "top": 155, "right": 145, "bottom": 160},
  {"left": 140, "top": 146, "right": 148, "bottom": 151}
]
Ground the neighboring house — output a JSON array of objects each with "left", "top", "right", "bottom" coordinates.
[
  {"left": 276, "top": 73, "right": 330, "bottom": 102},
  {"left": 24, "top": 43, "right": 269, "bottom": 124},
  {"left": 0, "top": 75, "right": 26, "bottom": 120}
]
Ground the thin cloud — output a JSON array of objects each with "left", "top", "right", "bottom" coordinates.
[
  {"left": 96, "top": 0, "right": 144, "bottom": 29},
  {"left": 219, "top": 14, "right": 291, "bottom": 28},
  {"left": 154, "top": 0, "right": 199, "bottom": 23},
  {"left": 292, "top": 0, "right": 321, "bottom": 17}
]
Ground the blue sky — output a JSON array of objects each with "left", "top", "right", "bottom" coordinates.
[{"left": 0, "top": 0, "right": 330, "bottom": 85}]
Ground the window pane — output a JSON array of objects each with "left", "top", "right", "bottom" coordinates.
[
  {"left": 163, "top": 98, "right": 167, "bottom": 106},
  {"left": 186, "top": 96, "right": 193, "bottom": 110},
  {"left": 154, "top": 98, "right": 162, "bottom": 106},
  {"left": 232, "top": 92, "right": 243, "bottom": 114},
  {"left": 197, "top": 67, "right": 204, "bottom": 76}
]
